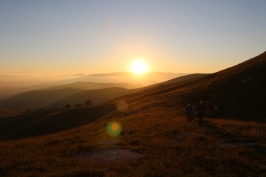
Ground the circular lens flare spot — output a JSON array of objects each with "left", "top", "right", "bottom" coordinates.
[
  {"left": 116, "top": 101, "right": 128, "bottom": 112},
  {"left": 106, "top": 121, "right": 122, "bottom": 136}
]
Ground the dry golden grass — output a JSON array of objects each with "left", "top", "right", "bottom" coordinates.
[{"left": 0, "top": 103, "right": 266, "bottom": 176}]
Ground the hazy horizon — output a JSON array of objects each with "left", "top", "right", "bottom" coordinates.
[
  {"left": 1, "top": 0, "right": 266, "bottom": 78},
  {"left": 0, "top": 71, "right": 189, "bottom": 88}
]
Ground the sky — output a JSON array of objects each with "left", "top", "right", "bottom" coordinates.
[{"left": 1, "top": 0, "right": 266, "bottom": 76}]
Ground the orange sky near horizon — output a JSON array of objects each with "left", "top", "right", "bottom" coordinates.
[{"left": 1, "top": 1, "right": 266, "bottom": 77}]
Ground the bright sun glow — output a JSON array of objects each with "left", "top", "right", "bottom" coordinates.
[{"left": 130, "top": 60, "right": 148, "bottom": 74}]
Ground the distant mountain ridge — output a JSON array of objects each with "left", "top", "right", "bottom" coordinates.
[
  {"left": 64, "top": 72, "right": 188, "bottom": 86},
  {"left": 38, "top": 82, "right": 142, "bottom": 91},
  {"left": 0, "top": 72, "right": 185, "bottom": 100}
]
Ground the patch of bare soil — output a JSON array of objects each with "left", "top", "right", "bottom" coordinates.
[{"left": 219, "top": 142, "right": 257, "bottom": 147}]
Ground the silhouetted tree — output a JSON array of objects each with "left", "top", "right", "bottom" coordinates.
[{"left": 84, "top": 99, "right": 92, "bottom": 106}]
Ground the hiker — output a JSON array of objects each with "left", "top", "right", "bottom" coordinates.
[
  {"left": 191, "top": 106, "right": 195, "bottom": 120},
  {"left": 186, "top": 104, "right": 193, "bottom": 122},
  {"left": 214, "top": 105, "right": 219, "bottom": 116},
  {"left": 196, "top": 101, "right": 206, "bottom": 126}
]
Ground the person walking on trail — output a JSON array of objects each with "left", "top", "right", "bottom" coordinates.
[
  {"left": 191, "top": 106, "right": 195, "bottom": 120},
  {"left": 186, "top": 104, "right": 193, "bottom": 122},
  {"left": 196, "top": 101, "right": 206, "bottom": 126}
]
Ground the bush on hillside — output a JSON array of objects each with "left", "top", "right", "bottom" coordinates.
[{"left": 84, "top": 100, "right": 92, "bottom": 106}]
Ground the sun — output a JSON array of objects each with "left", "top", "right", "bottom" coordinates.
[{"left": 130, "top": 60, "right": 148, "bottom": 74}]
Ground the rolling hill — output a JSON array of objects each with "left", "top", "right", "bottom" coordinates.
[
  {"left": 110, "top": 51, "right": 266, "bottom": 121},
  {"left": 0, "top": 75, "right": 204, "bottom": 110},
  {"left": 46, "top": 87, "right": 135, "bottom": 108},
  {"left": 0, "top": 104, "right": 115, "bottom": 140},
  {"left": 0, "top": 51, "right": 266, "bottom": 176},
  {"left": 45, "top": 74, "right": 208, "bottom": 109},
  {"left": 0, "top": 84, "right": 51, "bottom": 101},
  {"left": 0, "top": 73, "right": 207, "bottom": 140},
  {"left": 0, "top": 107, "right": 24, "bottom": 118},
  {"left": 0, "top": 88, "right": 82, "bottom": 110},
  {"left": 0, "top": 51, "right": 265, "bottom": 139}
]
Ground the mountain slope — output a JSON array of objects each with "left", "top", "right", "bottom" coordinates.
[
  {"left": 106, "top": 51, "right": 266, "bottom": 121},
  {"left": 0, "top": 51, "right": 266, "bottom": 176},
  {"left": 107, "top": 73, "right": 208, "bottom": 103},
  {"left": 0, "top": 107, "right": 24, "bottom": 118},
  {"left": 180, "top": 51, "right": 266, "bottom": 120},
  {"left": 0, "top": 74, "right": 207, "bottom": 139},
  {"left": 0, "top": 88, "right": 82, "bottom": 110},
  {"left": 46, "top": 87, "right": 135, "bottom": 108},
  {"left": 1, "top": 51, "right": 265, "bottom": 140},
  {"left": 0, "top": 104, "right": 116, "bottom": 140}
]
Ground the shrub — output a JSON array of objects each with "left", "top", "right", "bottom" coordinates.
[{"left": 84, "top": 100, "right": 92, "bottom": 106}]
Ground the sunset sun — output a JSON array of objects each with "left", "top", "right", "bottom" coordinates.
[{"left": 130, "top": 60, "right": 148, "bottom": 74}]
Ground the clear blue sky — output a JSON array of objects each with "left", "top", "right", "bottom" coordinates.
[{"left": 1, "top": 0, "right": 266, "bottom": 76}]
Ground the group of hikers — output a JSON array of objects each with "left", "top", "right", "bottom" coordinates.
[{"left": 185, "top": 101, "right": 219, "bottom": 126}]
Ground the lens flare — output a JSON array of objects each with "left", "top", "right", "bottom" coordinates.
[
  {"left": 106, "top": 121, "right": 122, "bottom": 136},
  {"left": 116, "top": 101, "right": 128, "bottom": 112}
]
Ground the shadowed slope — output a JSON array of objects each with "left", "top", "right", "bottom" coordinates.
[
  {"left": 107, "top": 51, "right": 266, "bottom": 121},
  {"left": 0, "top": 107, "right": 24, "bottom": 118},
  {"left": 180, "top": 51, "right": 266, "bottom": 120},
  {"left": 0, "top": 88, "right": 82, "bottom": 110},
  {"left": 108, "top": 73, "right": 208, "bottom": 103},
  {"left": 0, "top": 103, "right": 116, "bottom": 140}
]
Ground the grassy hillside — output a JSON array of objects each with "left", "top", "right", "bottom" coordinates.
[
  {"left": 0, "top": 88, "right": 82, "bottom": 110},
  {"left": 0, "top": 106, "right": 265, "bottom": 176},
  {"left": 0, "top": 51, "right": 266, "bottom": 176},
  {"left": 180, "top": 51, "right": 266, "bottom": 120},
  {"left": 112, "top": 51, "right": 266, "bottom": 121},
  {"left": 0, "top": 107, "right": 24, "bottom": 118},
  {"left": 106, "top": 73, "right": 207, "bottom": 104}
]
